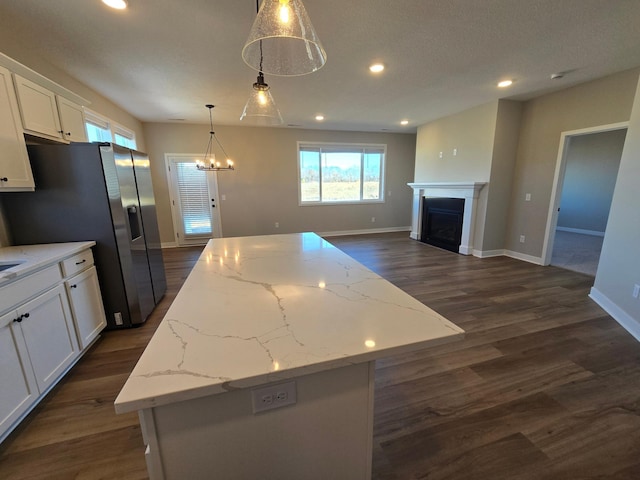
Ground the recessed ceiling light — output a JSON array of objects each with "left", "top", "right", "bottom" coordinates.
[
  {"left": 102, "top": 0, "right": 127, "bottom": 10},
  {"left": 315, "top": 115, "right": 324, "bottom": 121},
  {"left": 497, "top": 79, "right": 513, "bottom": 88},
  {"left": 369, "top": 63, "right": 385, "bottom": 73},
  {"left": 400, "top": 120, "right": 409, "bottom": 126}
]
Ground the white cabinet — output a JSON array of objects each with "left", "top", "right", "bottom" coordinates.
[
  {"left": 0, "top": 245, "right": 106, "bottom": 443},
  {"left": 17, "top": 285, "right": 79, "bottom": 392},
  {"left": 66, "top": 266, "right": 107, "bottom": 349},
  {"left": 0, "top": 66, "right": 34, "bottom": 191},
  {"left": 57, "top": 96, "right": 87, "bottom": 142},
  {"left": 13, "top": 74, "right": 87, "bottom": 143},
  {"left": 0, "top": 311, "right": 39, "bottom": 436}
]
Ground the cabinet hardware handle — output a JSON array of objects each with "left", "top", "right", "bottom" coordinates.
[
  {"left": 13, "top": 313, "right": 30, "bottom": 323},
  {"left": 66, "top": 132, "right": 71, "bottom": 136},
  {"left": 59, "top": 130, "right": 64, "bottom": 134},
  {"left": 70, "top": 284, "right": 77, "bottom": 289},
  {"left": 0, "top": 177, "right": 7, "bottom": 182},
  {"left": 75, "top": 259, "right": 87, "bottom": 265}
]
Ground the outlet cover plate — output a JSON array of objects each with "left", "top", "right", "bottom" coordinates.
[{"left": 251, "top": 381, "right": 297, "bottom": 414}]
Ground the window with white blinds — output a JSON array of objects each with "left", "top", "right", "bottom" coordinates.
[{"left": 174, "top": 162, "right": 212, "bottom": 237}]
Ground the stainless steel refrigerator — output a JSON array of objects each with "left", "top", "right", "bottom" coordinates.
[{"left": 2, "top": 143, "right": 167, "bottom": 329}]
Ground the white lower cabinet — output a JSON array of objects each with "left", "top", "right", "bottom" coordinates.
[
  {"left": 0, "top": 311, "right": 39, "bottom": 436},
  {"left": 66, "top": 266, "right": 107, "bottom": 349},
  {"left": 17, "top": 284, "right": 79, "bottom": 392},
  {"left": 0, "top": 245, "right": 107, "bottom": 443}
]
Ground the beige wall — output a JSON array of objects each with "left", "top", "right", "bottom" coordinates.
[
  {"left": 594, "top": 75, "right": 640, "bottom": 328},
  {"left": 483, "top": 100, "right": 523, "bottom": 251},
  {"left": 143, "top": 123, "right": 417, "bottom": 243},
  {"left": 505, "top": 68, "right": 640, "bottom": 256},
  {"left": 414, "top": 101, "right": 498, "bottom": 183},
  {"left": 413, "top": 100, "right": 522, "bottom": 252}
]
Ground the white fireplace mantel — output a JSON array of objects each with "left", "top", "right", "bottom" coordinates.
[{"left": 408, "top": 182, "right": 487, "bottom": 255}]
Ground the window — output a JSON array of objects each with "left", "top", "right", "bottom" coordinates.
[
  {"left": 298, "top": 143, "right": 385, "bottom": 204},
  {"left": 84, "top": 110, "right": 112, "bottom": 142},
  {"left": 113, "top": 123, "right": 137, "bottom": 149},
  {"left": 84, "top": 109, "right": 137, "bottom": 149}
]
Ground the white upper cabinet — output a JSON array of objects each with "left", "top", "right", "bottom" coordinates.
[
  {"left": 13, "top": 74, "right": 87, "bottom": 143},
  {"left": 57, "top": 96, "right": 87, "bottom": 142},
  {"left": 0, "top": 66, "right": 34, "bottom": 191},
  {"left": 13, "top": 74, "right": 62, "bottom": 139}
]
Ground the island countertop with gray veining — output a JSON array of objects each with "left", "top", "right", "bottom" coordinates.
[{"left": 114, "top": 233, "right": 464, "bottom": 413}]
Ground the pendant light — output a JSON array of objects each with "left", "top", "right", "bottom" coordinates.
[
  {"left": 242, "top": 0, "right": 327, "bottom": 77},
  {"left": 196, "top": 105, "right": 235, "bottom": 171},
  {"left": 240, "top": 72, "right": 283, "bottom": 125},
  {"left": 240, "top": 0, "right": 283, "bottom": 125}
]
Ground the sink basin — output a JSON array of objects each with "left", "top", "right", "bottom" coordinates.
[{"left": 0, "top": 261, "right": 24, "bottom": 272}]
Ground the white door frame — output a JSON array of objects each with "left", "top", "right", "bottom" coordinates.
[
  {"left": 165, "top": 153, "right": 223, "bottom": 246},
  {"left": 540, "top": 121, "right": 628, "bottom": 265}
]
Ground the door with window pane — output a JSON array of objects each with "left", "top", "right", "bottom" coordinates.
[{"left": 167, "top": 154, "right": 222, "bottom": 245}]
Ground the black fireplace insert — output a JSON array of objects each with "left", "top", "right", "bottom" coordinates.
[{"left": 420, "top": 197, "right": 465, "bottom": 253}]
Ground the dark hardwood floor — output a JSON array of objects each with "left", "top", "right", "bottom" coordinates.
[{"left": 1, "top": 232, "right": 639, "bottom": 479}]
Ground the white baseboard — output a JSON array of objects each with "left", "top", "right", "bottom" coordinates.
[
  {"left": 161, "top": 241, "right": 178, "bottom": 248},
  {"left": 556, "top": 226, "right": 605, "bottom": 237},
  {"left": 503, "top": 250, "right": 544, "bottom": 265},
  {"left": 319, "top": 226, "right": 411, "bottom": 237},
  {"left": 473, "top": 249, "right": 505, "bottom": 258},
  {"left": 589, "top": 287, "right": 640, "bottom": 342}
]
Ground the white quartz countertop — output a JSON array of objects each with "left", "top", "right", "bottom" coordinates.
[
  {"left": 115, "top": 233, "right": 464, "bottom": 413},
  {"left": 0, "top": 241, "right": 96, "bottom": 286}
]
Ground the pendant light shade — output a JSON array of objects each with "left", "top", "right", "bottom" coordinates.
[
  {"left": 242, "top": 0, "right": 327, "bottom": 77},
  {"left": 240, "top": 72, "right": 283, "bottom": 125}
]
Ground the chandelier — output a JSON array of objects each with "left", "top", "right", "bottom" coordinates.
[{"left": 196, "top": 105, "right": 235, "bottom": 171}]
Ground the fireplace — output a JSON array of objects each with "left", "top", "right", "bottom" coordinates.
[
  {"left": 408, "top": 182, "right": 487, "bottom": 255},
  {"left": 421, "top": 197, "right": 465, "bottom": 253}
]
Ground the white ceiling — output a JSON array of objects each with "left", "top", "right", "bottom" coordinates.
[{"left": 1, "top": 0, "right": 640, "bottom": 132}]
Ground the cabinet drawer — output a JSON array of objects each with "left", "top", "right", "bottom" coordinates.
[
  {"left": 61, "top": 249, "right": 94, "bottom": 277},
  {"left": 0, "top": 264, "right": 62, "bottom": 313}
]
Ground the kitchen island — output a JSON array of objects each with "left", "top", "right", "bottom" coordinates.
[{"left": 115, "top": 233, "right": 463, "bottom": 479}]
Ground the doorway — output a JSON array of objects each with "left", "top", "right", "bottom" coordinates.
[
  {"left": 541, "top": 123, "right": 628, "bottom": 275},
  {"left": 166, "top": 154, "right": 223, "bottom": 246}
]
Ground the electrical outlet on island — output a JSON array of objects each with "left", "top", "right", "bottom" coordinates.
[{"left": 251, "top": 381, "right": 296, "bottom": 414}]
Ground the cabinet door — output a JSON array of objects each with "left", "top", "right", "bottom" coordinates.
[
  {"left": 66, "top": 266, "right": 107, "bottom": 349},
  {"left": 17, "top": 284, "right": 79, "bottom": 393},
  {"left": 0, "top": 66, "right": 34, "bottom": 191},
  {"left": 13, "top": 74, "right": 63, "bottom": 140},
  {"left": 0, "top": 310, "right": 39, "bottom": 437},
  {"left": 57, "top": 96, "right": 87, "bottom": 142}
]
